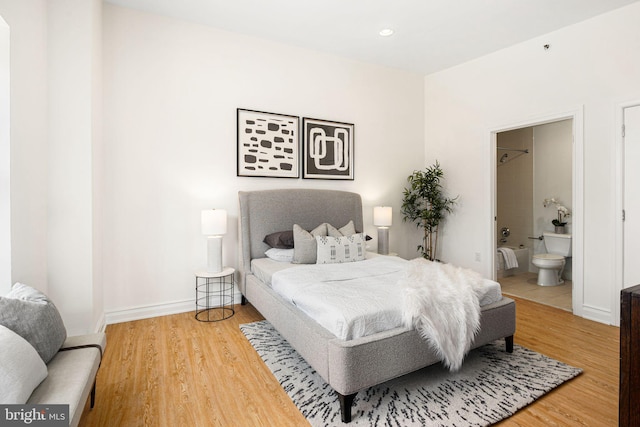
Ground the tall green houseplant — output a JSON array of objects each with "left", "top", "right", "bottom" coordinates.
[{"left": 401, "top": 161, "right": 457, "bottom": 261}]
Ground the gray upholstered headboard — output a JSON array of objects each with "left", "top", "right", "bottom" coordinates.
[{"left": 237, "top": 189, "right": 364, "bottom": 294}]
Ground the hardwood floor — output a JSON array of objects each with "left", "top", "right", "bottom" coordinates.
[{"left": 80, "top": 298, "right": 619, "bottom": 426}]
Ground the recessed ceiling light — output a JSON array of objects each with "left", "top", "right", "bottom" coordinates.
[{"left": 379, "top": 28, "right": 394, "bottom": 37}]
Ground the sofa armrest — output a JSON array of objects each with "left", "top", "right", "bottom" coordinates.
[{"left": 62, "top": 333, "right": 106, "bottom": 354}]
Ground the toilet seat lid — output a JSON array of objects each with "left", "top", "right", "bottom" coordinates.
[{"left": 533, "top": 253, "right": 564, "bottom": 260}]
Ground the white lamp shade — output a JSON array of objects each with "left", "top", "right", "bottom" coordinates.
[
  {"left": 201, "top": 209, "right": 227, "bottom": 236},
  {"left": 373, "top": 206, "right": 392, "bottom": 227}
]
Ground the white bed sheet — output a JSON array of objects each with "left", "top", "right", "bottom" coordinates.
[{"left": 251, "top": 257, "right": 298, "bottom": 286}]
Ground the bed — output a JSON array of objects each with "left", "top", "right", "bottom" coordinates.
[{"left": 238, "top": 189, "right": 516, "bottom": 423}]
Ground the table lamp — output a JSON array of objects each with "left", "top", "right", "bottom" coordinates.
[
  {"left": 373, "top": 206, "right": 392, "bottom": 255},
  {"left": 201, "top": 209, "right": 227, "bottom": 273}
]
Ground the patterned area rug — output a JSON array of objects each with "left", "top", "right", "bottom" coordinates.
[{"left": 240, "top": 320, "right": 582, "bottom": 427}]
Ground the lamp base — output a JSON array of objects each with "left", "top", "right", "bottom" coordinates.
[
  {"left": 377, "top": 227, "right": 389, "bottom": 255},
  {"left": 207, "top": 236, "right": 223, "bottom": 273}
]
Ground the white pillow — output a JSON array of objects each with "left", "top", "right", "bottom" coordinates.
[
  {"left": 0, "top": 324, "right": 48, "bottom": 404},
  {"left": 316, "top": 233, "right": 366, "bottom": 264},
  {"left": 265, "top": 248, "right": 294, "bottom": 263}
]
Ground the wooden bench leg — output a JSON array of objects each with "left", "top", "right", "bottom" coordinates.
[
  {"left": 506, "top": 335, "right": 514, "bottom": 353},
  {"left": 337, "top": 392, "right": 357, "bottom": 423}
]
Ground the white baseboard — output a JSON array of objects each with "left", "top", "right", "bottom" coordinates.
[
  {"left": 581, "top": 303, "right": 613, "bottom": 325},
  {"left": 105, "top": 292, "right": 242, "bottom": 325}
]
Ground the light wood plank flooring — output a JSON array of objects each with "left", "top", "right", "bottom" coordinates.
[
  {"left": 80, "top": 298, "right": 619, "bottom": 426},
  {"left": 499, "top": 272, "right": 573, "bottom": 312}
]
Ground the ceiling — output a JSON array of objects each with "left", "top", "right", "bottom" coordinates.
[{"left": 104, "top": 0, "right": 639, "bottom": 75}]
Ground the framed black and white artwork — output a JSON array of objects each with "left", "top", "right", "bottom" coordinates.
[
  {"left": 302, "top": 117, "right": 354, "bottom": 180},
  {"left": 237, "top": 109, "right": 300, "bottom": 178}
]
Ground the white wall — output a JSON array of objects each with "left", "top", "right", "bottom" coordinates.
[
  {"left": 0, "top": 0, "right": 48, "bottom": 293},
  {"left": 102, "top": 5, "right": 425, "bottom": 320},
  {"left": 91, "top": 0, "right": 105, "bottom": 334},
  {"left": 0, "top": 14, "right": 9, "bottom": 295},
  {"left": 424, "top": 2, "right": 640, "bottom": 324},
  {"left": 0, "top": 0, "right": 103, "bottom": 334},
  {"left": 47, "top": 0, "right": 103, "bottom": 335},
  {"left": 533, "top": 120, "right": 573, "bottom": 239}
]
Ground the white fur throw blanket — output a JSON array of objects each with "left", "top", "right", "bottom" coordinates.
[{"left": 399, "top": 258, "right": 483, "bottom": 372}]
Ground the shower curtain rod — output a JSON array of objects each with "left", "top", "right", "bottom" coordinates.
[{"left": 497, "top": 147, "right": 529, "bottom": 154}]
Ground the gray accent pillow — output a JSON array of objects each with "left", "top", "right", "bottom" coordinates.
[
  {"left": 0, "top": 324, "right": 48, "bottom": 404},
  {"left": 0, "top": 283, "right": 67, "bottom": 363},
  {"left": 316, "top": 233, "right": 366, "bottom": 264},
  {"left": 327, "top": 220, "right": 357, "bottom": 237},
  {"left": 263, "top": 230, "right": 294, "bottom": 249},
  {"left": 292, "top": 223, "right": 327, "bottom": 264}
]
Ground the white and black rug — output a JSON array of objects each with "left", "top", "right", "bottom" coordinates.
[{"left": 240, "top": 320, "right": 582, "bottom": 427}]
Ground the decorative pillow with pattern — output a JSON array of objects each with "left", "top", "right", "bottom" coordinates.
[{"left": 316, "top": 233, "right": 366, "bottom": 264}]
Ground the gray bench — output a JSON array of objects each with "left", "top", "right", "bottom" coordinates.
[{"left": 26, "top": 333, "right": 106, "bottom": 427}]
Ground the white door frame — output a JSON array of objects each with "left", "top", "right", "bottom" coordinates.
[
  {"left": 489, "top": 106, "right": 584, "bottom": 316},
  {"left": 613, "top": 100, "right": 640, "bottom": 326}
]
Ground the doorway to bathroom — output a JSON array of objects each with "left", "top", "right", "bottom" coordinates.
[{"left": 495, "top": 119, "right": 574, "bottom": 312}]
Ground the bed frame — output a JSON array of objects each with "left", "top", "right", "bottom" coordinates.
[{"left": 238, "top": 189, "right": 516, "bottom": 423}]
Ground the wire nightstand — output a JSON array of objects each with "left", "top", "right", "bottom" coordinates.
[{"left": 195, "top": 267, "right": 235, "bottom": 322}]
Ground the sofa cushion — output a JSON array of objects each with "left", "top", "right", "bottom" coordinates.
[
  {"left": 0, "top": 283, "right": 67, "bottom": 363},
  {"left": 0, "top": 324, "right": 48, "bottom": 404}
]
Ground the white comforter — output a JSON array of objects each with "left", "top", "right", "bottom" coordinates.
[
  {"left": 270, "top": 256, "right": 502, "bottom": 341},
  {"left": 272, "top": 256, "right": 409, "bottom": 340}
]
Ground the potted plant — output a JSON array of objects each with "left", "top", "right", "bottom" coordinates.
[
  {"left": 401, "top": 161, "right": 457, "bottom": 261},
  {"left": 544, "top": 198, "right": 571, "bottom": 233}
]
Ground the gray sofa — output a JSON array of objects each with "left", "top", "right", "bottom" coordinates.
[{"left": 0, "top": 283, "right": 106, "bottom": 427}]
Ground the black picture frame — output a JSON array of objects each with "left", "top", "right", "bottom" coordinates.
[
  {"left": 237, "top": 109, "right": 300, "bottom": 178},
  {"left": 302, "top": 117, "right": 354, "bottom": 180}
]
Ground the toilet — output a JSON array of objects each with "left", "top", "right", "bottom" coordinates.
[{"left": 531, "top": 232, "right": 572, "bottom": 286}]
